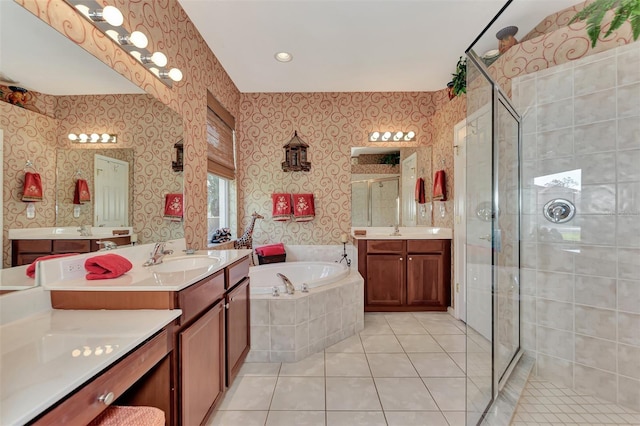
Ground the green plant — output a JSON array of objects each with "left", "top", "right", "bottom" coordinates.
[
  {"left": 570, "top": 0, "right": 640, "bottom": 47},
  {"left": 449, "top": 56, "right": 467, "bottom": 97}
]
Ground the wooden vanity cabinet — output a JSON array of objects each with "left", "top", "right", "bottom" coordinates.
[
  {"left": 11, "top": 236, "right": 131, "bottom": 266},
  {"left": 225, "top": 277, "right": 250, "bottom": 386},
  {"left": 358, "top": 239, "right": 451, "bottom": 312}
]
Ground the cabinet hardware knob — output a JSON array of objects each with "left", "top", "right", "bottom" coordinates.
[
  {"left": 409, "top": 257, "right": 412, "bottom": 261},
  {"left": 399, "top": 257, "right": 403, "bottom": 261},
  {"left": 225, "top": 303, "right": 230, "bottom": 309},
  {"left": 98, "top": 392, "right": 115, "bottom": 405}
]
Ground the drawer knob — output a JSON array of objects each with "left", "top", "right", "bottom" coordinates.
[
  {"left": 409, "top": 257, "right": 412, "bottom": 261},
  {"left": 98, "top": 391, "right": 115, "bottom": 406},
  {"left": 399, "top": 257, "right": 403, "bottom": 261},
  {"left": 225, "top": 303, "right": 230, "bottom": 309}
]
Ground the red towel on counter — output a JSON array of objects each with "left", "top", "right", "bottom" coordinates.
[
  {"left": 255, "top": 243, "right": 286, "bottom": 257},
  {"left": 272, "top": 193, "right": 292, "bottom": 221},
  {"left": 293, "top": 193, "right": 315, "bottom": 222},
  {"left": 25, "top": 253, "right": 80, "bottom": 278},
  {"left": 164, "top": 193, "right": 183, "bottom": 221},
  {"left": 433, "top": 170, "right": 446, "bottom": 201},
  {"left": 73, "top": 179, "right": 91, "bottom": 205},
  {"left": 85, "top": 254, "right": 133, "bottom": 280},
  {"left": 22, "top": 172, "right": 43, "bottom": 202},
  {"left": 415, "top": 177, "right": 426, "bottom": 204}
]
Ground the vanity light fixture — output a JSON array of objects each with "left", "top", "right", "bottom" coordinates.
[
  {"left": 368, "top": 130, "right": 417, "bottom": 142},
  {"left": 68, "top": 133, "right": 117, "bottom": 143},
  {"left": 66, "top": 0, "right": 182, "bottom": 88}
]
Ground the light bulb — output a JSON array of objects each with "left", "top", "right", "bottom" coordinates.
[
  {"left": 405, "top": 131, "right": 416, "bottom": 140},
  {"left": 90, "top": 133, "right": 100, "bottom": 142},
  {"left": 75, "top": 5, "right": 90, "bottom": 18},
  {"left": 68, "top": 133, "right": 78, "bottom": 141},
  {"left": 150, "top": 51, "right": 167, "bottom": 67},
  {"left": 382, "top": 131, "right": 391, "bottom": 141},
  {"left": 393, "top": 131, "right": 403, "bottom": 141},
  {"left": 105, "top": 30, "right": 119, "bottom": 41},
  {"left": 149, "top": 67, "right": 160, "bottom": 77},
  {"left": 130, "top": 51, "right": 142, "bottom": 61},
  {"left": 79, "top": 133, "right": 88, "bottom": 143},
  {"left": 101, "top": 134, "right": 111, "bottom": 143},
  {"left": 102, "top": 5, "right": 123, "bottom": 26},
  {"left": 167, "top": 68, "right": 183, "bottom": 82},
  {"left": 128, "top": 31, "right": 148, "bottom": 49},
  {"left": 370, "top": 132, "right": 380, "bottom": 141}
]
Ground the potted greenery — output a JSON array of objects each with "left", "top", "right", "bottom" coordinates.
[
  {"left": 570, "top": 0, "right": 640, "bottom": 47},
  {"left": 448, "top": 56, "right": 467, "bottom": 98}
]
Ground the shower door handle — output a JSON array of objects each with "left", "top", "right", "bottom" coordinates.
[{"left": 479, "top": 235, "right": 491, "bottom": 241}]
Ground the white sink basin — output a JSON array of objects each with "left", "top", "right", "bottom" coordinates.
[{"left": 150, "top": 255, "right": 221, "bottom": 273}]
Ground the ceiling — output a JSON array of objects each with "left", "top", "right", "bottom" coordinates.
[{"left": 178, "top": 0, "right": 581, "bottom": 93}]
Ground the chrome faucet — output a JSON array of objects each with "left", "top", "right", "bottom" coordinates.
[
  {"left": 77, "top": 225, "right": 92, "bottom": 236},
  {"left": 276, "top": 273, "right": 295, "bottom": 295},
  {"left": 143, "top": 242, "right": 174, "bottom": 266},
  {"left": 391, "top": 224, "right": 401, "bottom": 236},
  {"left": 96, "top": 240, "right": 118, "bottom": 251}
]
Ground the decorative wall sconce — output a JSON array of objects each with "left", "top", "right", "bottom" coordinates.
[
  {"left": 68, "top": 133, "right": 117, "bottom": 144},
  {"left": 369, "top": 131, "right": 416, "bottom": 142},
  {"left": 65, "top": 0, "right": 183, "bottom": 86},
  {"left": 282, "top": 131, "right": 311, "bottom": 172},
  {"left": 172, "top": 139, "right": 184, "bottom": 172}
]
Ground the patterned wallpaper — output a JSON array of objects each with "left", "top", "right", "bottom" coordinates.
[
  {"left": 1, "top": 102, "right": 58, "bottom": 267},
  {"left": 237, "top": 91, "right": 448, "bottom": 246},
  {"left": 0, "top": 84, "right": 56, "bottom": 118}
]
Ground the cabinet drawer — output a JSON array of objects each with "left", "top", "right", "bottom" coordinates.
[
  {"left": 366, "top": 240, "right": 405, "bottom": 254},
  {"left": 178, "top": 270, "right": 225, "bottom": 325},
  {"left": 226, "top": 256, "right": 250, "bottom": 289},
  {"left": 14, "top": 239, "right": 51, "bottom": 253},
  {"left": 53, "top": 239, "right": 91, "bottom": 253},
  {"left": 407, "top": 240, "right": 447, "bottom": 253},
  {"left": 34, "top": 329, "right": 170, "bottom": 426}
]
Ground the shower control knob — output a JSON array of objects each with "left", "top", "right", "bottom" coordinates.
[{"left": 543, "top": 199, "right": 575, "bottom": 224}]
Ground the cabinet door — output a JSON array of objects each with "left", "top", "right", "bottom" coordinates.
[
  {"left": 407, "top": 254, "right": 446, "bottom": 308},
  {"left": 366, "top": 254, "right": 404, "bottom": 307},
  {"left": 226, "top": 278, "right": 250, "bottom": 386},
  {"left": 180, "top": 302, "right": 225, "bottom": 426}
]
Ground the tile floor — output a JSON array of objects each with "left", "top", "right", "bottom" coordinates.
[
  {"left": 511, "top": 376, "right": 640, "bottom": 426},
  {"left": 208, "top": 312, "right": 468, "bottom": 426}
]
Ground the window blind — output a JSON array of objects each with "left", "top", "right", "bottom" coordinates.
[{"left": 206, "top": 93, "right": 236, "bottom": 180}]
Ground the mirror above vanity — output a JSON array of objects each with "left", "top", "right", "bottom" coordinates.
[
  {"left": 0, "top": 2, "right": 184, "bottom": 280},
  {"left": 351, "top": 146, "right": 432, "bottom": 228}
]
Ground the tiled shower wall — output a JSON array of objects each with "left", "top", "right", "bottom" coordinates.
[{"left": 513, "top": 42, "right": 640, "bottom": 410}]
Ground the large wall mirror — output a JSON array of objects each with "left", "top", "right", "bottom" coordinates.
[
  {"left": 0, "top": 1, "right": 183, "bottom": 273},
  {"left": 351, "top": 146, "right": 432, "bottom": 227}
]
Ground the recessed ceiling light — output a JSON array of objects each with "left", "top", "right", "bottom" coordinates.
[{"left": 274, "top": 52, "right": 293, "bottom": 62}]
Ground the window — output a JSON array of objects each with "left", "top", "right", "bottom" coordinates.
[{"left": 206, "top": 92, "right": 237, "bottom": 244}]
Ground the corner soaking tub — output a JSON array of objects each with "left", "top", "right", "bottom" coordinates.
[{"left": 247, "top": 261, "right": 363, "bottom": 363}]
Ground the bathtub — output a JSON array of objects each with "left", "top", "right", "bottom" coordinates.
[
  {"left": 249, "top": 261, "right": 349, "bottom": 295},
  {"left": 247, "top": 261, "right": 364, "bottom": 363}
]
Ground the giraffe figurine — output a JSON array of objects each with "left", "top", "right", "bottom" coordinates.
[{"left": 234, "top": 211, "right": 264, "bottom": 250}]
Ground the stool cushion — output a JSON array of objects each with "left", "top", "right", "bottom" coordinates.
[{"left": 89, "top": 406, "right": 165, "bottom": 426}]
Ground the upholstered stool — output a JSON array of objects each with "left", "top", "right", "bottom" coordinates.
[{"left": 88, "top": 406, "right": 165, "bottom": 426}]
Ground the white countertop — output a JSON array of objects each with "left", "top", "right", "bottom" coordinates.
[
  {"left": 0, "top": 265, "right": 36, "bottom": 291},
  {"left": 0, "top": 308, "right": 181, "bottom": 425},
  {"left": 8, "top": 227, "right": 133, "bottom": 240},
  {"left": 40, "top": 247, "right": 252, "bottom": 292},
  {"left": 351, "top": 226, "right": 452, "bottom": 240}
]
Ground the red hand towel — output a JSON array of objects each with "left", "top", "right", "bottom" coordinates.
[
  {"left": 164, "top": 193, "right": 183, "bottom": 221},
  {"left": 85, "top": 254, "right": 133, "bottom": 280},
  {"left": 256, "top": 243, "right": 286, "bottom": 256},
  {"left": 293, "top": 194, "right": 315, "bottom": 222},
  {"left": 25, "top": 253, "right": 80, "bottom": 278},
  {"left": 272, "top": 193, "right": 292, "bottom": 221},
  {"left": 433, "top": 170, "right": 446, "bottom": 201},
  {"left": 415, "top": 177, "right": 426, "bottom": 204},
  {"left": 73, "top": 179, "right": 91, "bottom": 205},
  {"left": 22, "top": 172, "right": 43, "bottom": 202}
]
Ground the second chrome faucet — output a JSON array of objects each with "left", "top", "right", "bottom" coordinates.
[{"left": 143, "top": 242, "right": 174, "bottom": 266}]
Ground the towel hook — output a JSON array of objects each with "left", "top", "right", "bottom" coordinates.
[
  {"left": 75, "top": 169, "right": 83, "bottom": 178},
  {"left": 24, "top": 160, "right": 38, "bottom": 173}
]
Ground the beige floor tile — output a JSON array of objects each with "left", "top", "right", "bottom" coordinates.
[
  {"left": 238, "top": 362, "right": 281, "bottom": 376},
  {"left": 326, "top": 411, "right": 386, "bottom": 426},
  {"left": 360, "top": 334, "right": 404, "bottom": 353},
  {"left": 326, "top": 377, "right": 382, "bottom": 411},
  {"left": 325, "top": 353, "right": 371, "bottom": 377},
  {"left": 409, "top": 353, "right": 465, "bottom": 377},
  {"left": 367, "top": 353, "right": 418, "bottom": 377},
  {"left": 442, "top": 410, "right": 466, "bottom": 426},
  {"left": 397, "top": 334, "right": 445, "bottom": 353},
  {"left": 325, "top": 334, "right": 364, "bottom": 353},
  {"left": 448, "top": 352, "right": 466, "bottom": 372},
  {"left": 375, "top": 377, "right": 438, "bottom": 411},
  {"left": 385, "top": 411, "right": 449, "bottom": 426},
  {"left": 279, "top": 352, "right": 325, "bottom": 376},
  {"left": 359, "top": 322, "right": 394, "bottom": 335},
  {"left": 218, "top": 376, "right": 277, "bottom": 410},
  {"left": 270, "top": 377, "right": 325, "bottom": 410},
  {"left": 207, "top": 410, "right": 268, "bottom": 426},
  {"left": 433, "top": 334, "right": 466, "bottom": 352},
  {"left": 422, "top": 323, "right": 465, "bottom": 335},
  {"left": 266, "top": 410, "right": 326, "bottom": 426},
  {"left": 424, "top": 377, "right": 466, "bottom": 411},
  {"left": 388, "top": 322, "right": 429, "bottom": 335}
]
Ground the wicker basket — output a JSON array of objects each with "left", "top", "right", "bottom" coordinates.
[{"left": 257, "top": 253, "right": 286, "bottom": 265}]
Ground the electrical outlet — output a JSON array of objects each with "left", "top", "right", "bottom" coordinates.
[{"left": 59, "top": 258, "right": 86, "bottom": 280}]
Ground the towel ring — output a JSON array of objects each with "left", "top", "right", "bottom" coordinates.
[{"left": 24, "top": 160, "right": 38, "bottom": 173}]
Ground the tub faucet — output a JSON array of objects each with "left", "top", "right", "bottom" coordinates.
[
  {"left": 143, "top": 242, "right": 174, "bottom": 266},
  {"left": 276, "top": 273, "right": 295, "bottom": 295}
]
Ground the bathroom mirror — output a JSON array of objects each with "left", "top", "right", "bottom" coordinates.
[
  {"left": 351, "top": 146, "right": 432, "bottom": 227},
  {"left": 1, "top": 1, "right": 183, "bottom": 275}
]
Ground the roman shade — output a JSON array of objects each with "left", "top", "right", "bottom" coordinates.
[{"left": 206, "top": 92, "right": 236, "bottom": 180}]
